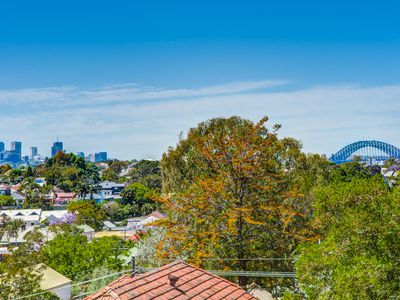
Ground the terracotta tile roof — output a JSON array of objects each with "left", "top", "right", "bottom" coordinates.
[{"left": 85, "top": 261, "right": 257, "bottom": 300}]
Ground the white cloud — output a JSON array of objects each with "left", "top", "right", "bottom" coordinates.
[{"left": 1, "top": 81, "right": 400, "bottom": 159}]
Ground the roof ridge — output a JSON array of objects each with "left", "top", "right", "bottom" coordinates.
[
  {"left": 109, "top": 261, "right": 186, "bottom": 292},
  {"left": 179, "top": 261, "right": 254, "bottom": 294}
]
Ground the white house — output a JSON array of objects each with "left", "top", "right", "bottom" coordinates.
[
  {"left": 0, "top": 209, "right": 41, "bottom": 227},
  {"left": 11, "top": 190, "right": 25, "bottom": 207},
  {"left": 126, "top": 211, "right": 166, "bottom": 231},
  {"left": 0, "top": 209, "right": 69, "bottom": 227}
]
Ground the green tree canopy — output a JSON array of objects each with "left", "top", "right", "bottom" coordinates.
[
  {"left": 67, "top": 200, "right": 105, "bottom": 231},
  {"left": 295, "top": 177, "right": 400, "bottom": 299},
  {"left": 40, "top": 225, "right": 131, "bottom": 281}
]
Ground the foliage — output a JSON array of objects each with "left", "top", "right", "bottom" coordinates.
[
  {"left": 106, "top": 159, "right": 130, "bottom": 176},
  {"left": 136, "top": 227, "right": 168, "bottom": 268},
  {"left": 4, "top": 218, "right": 24, "bottom": 244},
  {"left": 101, "top": 201, "right": 133, "bottom": 222},
  {"left": 72, "top": 265, "right": 122, "bottom": 297},
  {"left": 295, "top": 177, "right": 400, "bottom": 299},
  {"left": 101, "top": 167, "right": 119, "bottom": 182},
  {"left": 120, "top": 182, "right": 158, "bottom": 214},
  {"left": 40, "top": 225, "right": 132, "bottom": 281},
  {"left": 158, "top": 116, "right": 316, "bottom": 285},
  {"left": 21, "top": 177, "right": 52, "bottom": 208},
  {"left": 329, "top": 161, "right": 382, "bottom": 183},
  {"left": 67, "top": 200, "right": 105, "bottom": 231},
  {"left": 0, "top": 228, "right": 59, "bottom": 299},
  {"left": 128, "top": 160, "right": 162, "bottom": 191},
  {"left": 0, "top": 195, "right": 15, "bottom": 207},
  {"left": 43, "top": 152, "right": 100, "bottom": 197}
]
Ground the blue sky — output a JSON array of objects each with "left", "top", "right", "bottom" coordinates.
[{"left": 1, "top": 1, "right": 400, "bottom": 159}]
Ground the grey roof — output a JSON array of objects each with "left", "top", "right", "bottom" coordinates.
[
  {"left": 103, "top": 221, "right": 116, "bottom": 228},
  {"left": 11, "top": 191, "right": 25, "bottom": 200},
  {"left": 77, "top": 224, "right": 95, "bottom": 233},
  {"left": 99, "top": 181, "right": 126, "bottom": 189}
]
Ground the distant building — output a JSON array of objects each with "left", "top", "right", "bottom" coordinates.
[
  {"left": 127, "top": 211, "right": 166, "bottom": 231},
  {"left": 10, "top": 141, "right": 22, "bottom": 162},
  {"left": 53, "top": 192, "right": 76, "bottom": 206},
  {"left": 11, "top": 190, "right": 25, "bottom": 207},
  {"left": 51, "top": 141, "right": 63, "bottom": 157},
  {"left": 99, "top": 181, "right": 126, "bottom": 198},
  {"left": 77, "top": 224, "right": 95, "bottom": 241},
  {"left": 0, "top": 141, "right": 4, "bottom": 153},
  {"left": 3, "top": 151, "right": 20, "bottom": 164},
  {"left": 10, "top": 141, "right": 22, "bottom": 154},
  {"left": 95, "top": 152, "right": 108, "bottom": 162},
  {"left": 0, "top": 184, "right": 11, "bottom": 196},
  {"left": 0, "top": 209, "right": 41, "bottom": 227},
  {"left": 87, "top": 153, "right": 95, "bottom": 162},
  {"left": 76, "top": 152, "right": 85, "bottom": 158},
  {"left": 30, "top": 146, "right": 38, "bottom": 159}
]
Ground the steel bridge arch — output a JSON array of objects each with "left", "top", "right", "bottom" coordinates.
[{"left": 330, "top": 140, "right": 400, "bottom": 164}]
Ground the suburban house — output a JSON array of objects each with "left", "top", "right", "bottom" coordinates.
[
  {"left": 78, "top": 193, "right": 102, "bottom": 203},
  {"left": 39, "top": 265, "right": 72, "bottom": 300},
  {"left": 77, "top": 224, "right": 95, "bottom": 241},
  {"left": 0, "top": 209, "right": 41, "bottom": 227},
  {"left": 0, "top": 184, "right": 11, "bottom": 196},
  {"left": 11, "top": 190, "right": 25, "bottom": 206},
  {"left": 85, "top": 261, "right": 258, "bottom": 299},
  {"left": 102, "top": 220, "right": 117, "bottom": 231},
  {"left": 0, "top": 209, "right": 69, "bottom": 228},
  {"left": 99, "top": 181, "right": 126, "bottom": 198},
  {"left": 53, "top": 192, "right": 76, "bottom": 206},
  {"left": 126, "top": 211, "right": 166, "bottom": 231}
]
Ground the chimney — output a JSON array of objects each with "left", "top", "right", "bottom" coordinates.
[{"left": 168, "top": 274, "right": 179, "bottom": 286}]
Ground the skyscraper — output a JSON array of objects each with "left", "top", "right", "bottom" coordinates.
[
  {"left": 76, "top": 152, "right": 85, "bottom": 158},
  {"left": 51, "top": 141, "right": 63, "bottom": 157},
  {"left": 30, "top": 146, "right": 38, "bottom": 159},
  {"left": 0, "top": 142, "right": 4, "bottom": 161},
  {"left": 95, "top": 152, "right": 108, "bottom": 162},
  {"left": 10, "top": 141, "right": 22, "bottom": 162}
]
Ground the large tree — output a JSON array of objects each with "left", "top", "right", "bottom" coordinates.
[
  {"left": 295, "top": 177, "right": 400, "bottom": 299},
  {"left": 158, "top": 116, "right": 316, "bottom": 284}
]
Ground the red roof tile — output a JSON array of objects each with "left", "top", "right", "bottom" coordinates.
[{"left": 85, "top": 261, "right": 257, "bottom": 300}]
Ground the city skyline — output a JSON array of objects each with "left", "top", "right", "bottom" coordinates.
[
  {"left": 1, "top": 1, "right": 400, "bottom": 159},
  {"left": 0, "top": 139, "right": 108, "bottom": 164}
]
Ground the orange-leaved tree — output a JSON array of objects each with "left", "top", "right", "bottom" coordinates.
[{"left": 158, "top": 116, "right": 320, "bottom": 284}]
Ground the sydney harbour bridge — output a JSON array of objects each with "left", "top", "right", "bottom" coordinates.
[{"left": 329, "top": 140, "right": 400, "bottom": 164}]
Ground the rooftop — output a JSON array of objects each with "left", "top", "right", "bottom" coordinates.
[
  {"left": 39, "top": 265, "right": 72, "bottom": 291},
  {"left": 85, "top": 261, "right": 257, "bottom": 300}
]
